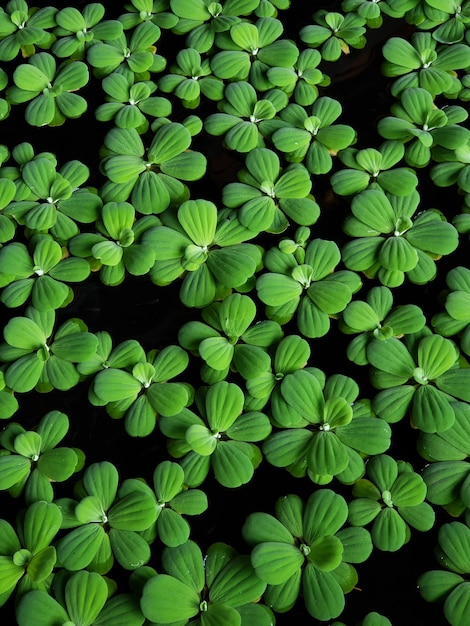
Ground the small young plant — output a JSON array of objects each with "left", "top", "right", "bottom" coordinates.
[
  {"left": 418, "top": 520, "right": 470, "bottom": 626},
  {"left": 90, "top": 344, "right": 191, "bottom": 437},
  {"left": 119, "top": 460, "right": 208, "bottom": 547},
  {"left": 54, "top": 461, "right": 157, "bottom": 573},
  {"left": 0, "top": 410, "right": 82, "bottom": 504},
  {"left": 159, "top": 380, "right": 271, "bottom": 487},
  {"left": 0, "top": 234, "right": 91, "bottom": 310},
  {"left": 16, "top": 570, "right": 145, "bottom": 626},
  {"left": 341, "top": 188, "right": 459, "bottom": 287},
  {"left": 368, "top": 332, "right": 470, "bottom": 432},
  {"left": 0, "top": 307, "right": 98, "bottom": 393},
  {"left": 0, "top": 500, "right": 62, "bottom": 606},
  {"left": 339, "top": 285, "right": 426, "bottom": 365},
  {"left": 348, "top": 454, "right": 435, "bottom": 551},
  {"left": 256, "top": 238, "right": 361, "bottom": 338}
]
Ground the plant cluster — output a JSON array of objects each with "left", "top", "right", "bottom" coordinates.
[{"left": 1, "top": 0, "right": 470, "bottom": 624}]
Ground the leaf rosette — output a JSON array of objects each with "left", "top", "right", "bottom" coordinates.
[
  {"left": 159, "top": 380, "right": 271, "bottom": 488},
  {"left": 69, "top": 202, "right": 157, "bottom": 287},
  {"left": 330, "top": 141, "right": 419, "bottom": 197},
  {"left": 263, "top": 369, "right": 391, "bottom": 484},
  {"left": 210, "top": 16, "right": 300, "bottom": 90},
  {"left": 205, "top": 82, "right": 287, "bottom": 153},
  {"left": 0, "top": 1, "right": 57, "bottom": 61},
  {"left": 0, "top": 500, "right": 61, "bottom": 606},
  {"left": 178, "top": 292, "right": 283, "bottom": 384},
  {"left": 418, "top": 521, "right": 470, "bottom": 626},
  {"left": 158, "top": 47, "right": 224, "bottom": 107},
  {"left": 0, "top": 234, "right": 90, "bottom": 310},
  {"left": 348, "top": 454, "right": 435, "bottom": 551},
  {"left": 95, "top": 72, "right": 172, "bottom": 131},
  {"left": 55, "top": 461, "right": 157, "bottom": 573},
  {"left": 52, "top": 4, "right": 123, "bottom": 60},
  {"left": 0, "top": 307, "right": 98, "bottom": 393},
  {"left": 339, "top": 285, "right": 426, "bottom": 365},
  {"left": 222, "top": 147, "right": 320, "bottom": 232},
  {"left": 242, "top": 489, "right": 372, "bottom": 620},
  {"left": 0, "top": 410, "right": 81, "bottom": 504},
  {"left": 90, "top": 344, "right": 191, "bottom": 437},
  {"left": 299, "top": 10, "right": 366, "bottom": 62},
  {"left": 101, "top": 124, "right": 207, "bottom": 215},
  {"left": 256, "top": 238, "right": 361, "bottom": 338},
  {"left": 341, "top": 188, "right": 459, "bottom": 287},
  {"left": 170, "top": 0, "right": 260, "bottom": 53},
  {"left": 16, "top": 569, "right": 145, "bottom": 626},
  {"left": 87, "top": 20, "right": 165, "bottom": 79},
  {"left": 140, "top": 539, "right": 272, "bottom": 625},
  {"left": 119, "top": 460, "right": 208, "bottom": 547},
  {"left": 270, "top": 98, "right": 356, "bottom": 175},
  {"left": 369, "top": 332, "right": 470, "bottom": 433},
  {"left": 381, "top": 31, "right": 470, "bottom": 97},
  {"left": 2, "top": 155, "right": 102, "bottom": 243},
  {"left": 378, "top": 87, "right": 470, "bottom": 168},
  {"left": 432, "top": 266, "right": 470, "bottom": 356},
  {"left": 6, "top": 52, "right": 90, "bottom": 127},
  {"left": 142, "top": 199, "right": 262, "bottom": 308}
]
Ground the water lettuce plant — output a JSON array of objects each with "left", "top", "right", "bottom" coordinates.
[
  {"left": 341, "top": 188, "right": 459, "bottom": 287},
  {"left": 348, "top": 454, "right": 435, "bottom": 551},
  {"left": 6, "top": 52, "right": 89, "bottom": 127},
  {"left": 90, "top": 344, "right": 190, "bottom": 436},
  {"left": 263, "top": 369, "right": 391, "bottom": 483},
  {"left": 242, "top": 489, "right": 373, "bottom": 620},
  {"left": 140, "top": 539, "right": 273, "bottom": 625},
  {"left": 0, "top": 500, "right": 62, "bottom": 606},
  {"left": 1, "top": 2, "right": 470, "bottom": 625},
  {"left": 16, "top": 570, "right": 145, "bottom": 626},
  {"left": 54, "top": 461, "right": 157, "bottom": 572},
  {"left": 256, "top": 237, "right": 361, "bottom": 337},
  {"left": 0, "top": 410, "right": 81, "bottom": 504},
  {"left": 142, "top": 198, "right": 262, "bottom": 307}
]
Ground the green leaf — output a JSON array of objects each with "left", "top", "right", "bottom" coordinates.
[
  {"left": 280, "top": 370, "right": 324, "bottom": 422},
  {"left": 209, "top": 555, "right": 266, "bottom": 606},
  {"left": 157, "top": 508, "right": 190, "bottom": 547},
  {"left": 206, "top": 381, "right": 244, "bottom": 432},
  {"left": 65, "top": 571, "right": 108, "bottom": 625},
  {"left": 372, "top": 508, "right": 407, "bottom": 551},
  {"left": 411, "top": 384, "right": 455, "bottom": 433},
  {"left": 303, "top": 564, "right": 345, "bottom": 621},
  {"left": 367, "top": 337, "right": 415, "bottom": 382},
  {"left": 418, "top": 570, "right": 463, "bottom": 604},
  {"left": 212, "top": 441, "right": 254, "bottom": 487},
  {"left": 93, "top": 369, "right": 142, "bottom": 403},
  {"left": 4, "top": 316, "right": 46, "bottom": 350},
  {"left": 109, "top": 528, "right": 151, "bottom": 569},
  {"left": 108, "top": 491, "right": 156, "bottom": 531},
  {"left": 0, "top": 455, "right": 31, "bottom": 490},
  {"left": 439, "top": 522, "right": 470, "bottom": 573},
  {"left": 37, "top": 448, "right": 78, "bottom": 482},
  {"left": 309, "top": 535, "right": 344, "bottom": 571},
  {"left": 141, "top": 574, "right": 200, "bottom": 623},
  {"left": 251, "top": 542, "right": 303, "bottom": 585},
  {"left": 444, "top": 582, "right": 470, "bottom": 626},
  {"left": 437, "top": 369, "right": 470, "bottom": 402},
  {"left": 16, "top": 591, "right": 68, "bottom": 626},
  {"left": 179, "top": 199, "right": 217, "bottom": 246},
  {"left": 186, "top": 424, "right": 218, "bottom": 456}
]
